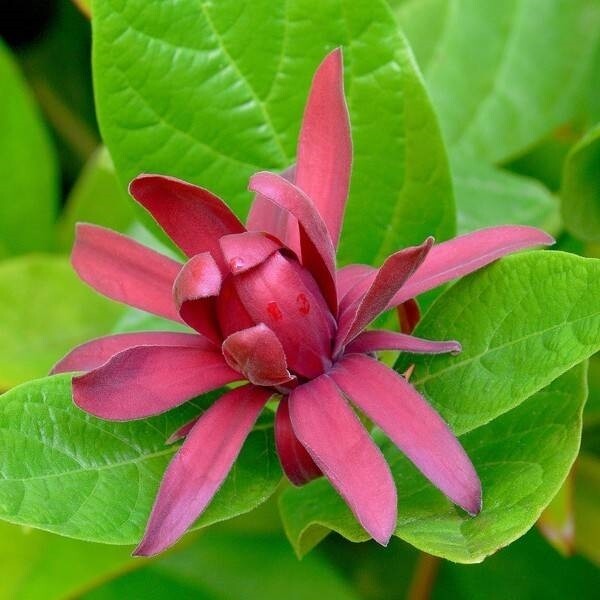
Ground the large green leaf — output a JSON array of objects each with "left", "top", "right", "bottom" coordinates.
[
  {"left": 0, "top": 40, "right": 58, "bottom": 258},
  {"left": 84, "top": 530, "right": 359, "bottom": 600},
  {"left": 0, "top": 255, "right": 123, "bottom": 389},
  {"left": 92, "top": 0, "right": 455, "bottom": 265},
  {"left": 0, "top": 375, "right": 281, "bottom": 543},
  {"left": 452, "top": 159, "right": 560, "bottom": 235},
  {"left": 280, "top": 363, "right": 586, "bottom": 562},
  {"left": 0, "top": 521, "right": 138, "bottom": 600},
  {"left": 401, "top": 251, "right": 600, "bottom": 434},
  {"left": 561, "top": 124, "right": 600, "bottom": 242},
  {"left": 57, "top": 147, "right": 136, "bottom": 251},
  {"left": 394, "top": 0, "right": 600, "bottom": 163}
]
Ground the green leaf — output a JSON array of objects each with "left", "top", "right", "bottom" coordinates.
[
  {"left": 84, "top": 530, "right": 359, "bottom": 600},
  {"left": 401, "top": 251, "right": 600, "bottom": 434},
  {"left": 0, "top": 255, "right": 123, "bottom": 389},
  {"left": 574, "top": 453, "right": 600, "bottom": 566},
  {"left": 561, "top": 123, "right": 600, "bottom": 242},
  {"left": 92, "top": 0, "right": 455, "bottom": 266},
  {"left": 0, "top": 39, "right": 58, "bottom": 257},
  {"left": 280, "top": 363, "right": 586, "bottom": 562},
  {"left": 452, "top": 159, "right": 560, "bottom": 235},
  {"left": 0, "top": 520, "right": 138, "bottom": 600},
  {"left": 394, "top": 0, "right": 600, "bottom": 163},
  {"left": 0, "top": 375, "right": 281, "bottom": 544},
  {"left": 57, "top": 147, "right": 136, "bottom": 251}
]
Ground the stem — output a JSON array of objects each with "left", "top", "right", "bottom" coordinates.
[{"left": 407, "top": 553, "right": 441, "bottom": 600}]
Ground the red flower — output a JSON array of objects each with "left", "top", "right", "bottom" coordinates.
[{"left": 53, "top": 50, "right": 553, "bottom": 556}]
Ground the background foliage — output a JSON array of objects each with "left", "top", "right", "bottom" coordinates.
[{"left": 0, "top": 0, "right": 599, "bottom": 597}]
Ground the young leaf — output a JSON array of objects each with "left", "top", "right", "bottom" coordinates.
[
  {"left": 561, "top": 124, "right": 600, "bottom": 242},
  {"left": 0, "top": 255, "right": 123, "bottom": 389},
  {"left": 0, "top": 375, "right": 281, "bottom": 544},
  {"left": 91, "top": 0, "right": 455, "bottom": 266},
  {"left": 0, "top": 40, "right": 58, "bottom": 258},
  {"left": 394, "top": 0, "right": 600, "bottom": 163},
  {"left": 279, "top": 363, "right": 586, "bottom": 562},
  {"left": 453, "top": 159, "right": 560, "bottom": 235},
  {"left": 574, "top": 453, "right": 600, "bottom": 566}
]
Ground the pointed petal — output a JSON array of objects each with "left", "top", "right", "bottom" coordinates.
[
  {"left": 222, "top": 323, "right": 294, "bottom": 386},
  {"left": 233, "top": 252, "right": 335, "bottom": 379},
  {"left": 390, "top": 226, "right": 554, "bottom": 307},
  {"left": 335, "top": 238, "right": 433, "bottom": 354},
  {"left": 72, "top": 224, "right": 182, "bottom": 322},
  {"left": 219, "top": 231, "right": 284, "bottom": 275},
  {"left": 295, "top": 49, "right": 351, "bottom": 248},
  {"left": 275, "top": 396, "right": 322, "bottom": 486},
  {"left": 52, "top": 332, "right": 211, "bottom": 374},
  {"left": 129, "top": 174, "right": 245, "bottom": 269},
  {"left": 73, "top": 346, "right": 240, "bottom": 420},
  {"left": 289, "top": 376, "right": 397, "bottom": 545},
  {"left": 396, "top": 299, "right": 420, "bottom": 334},
  {"left": 346, "top": 330, "right": 461, "bottom": 355},
  {"left": 247, "top": 165, "right": 300, "bottom": 256},
  {"left": 134, "top": 385, "right": 270, "bottom": 556},
  {"left": 331, "top": 354, "right": 482, "bottom": 515},
  {"left": 249, "top": 171, "right": 337, "bottom": 313},
  {"left": 336, "top": 264, "right": 375, "bottom": 302},
  {"left": 173, "top": 253, "right": 222, "bottom": 343},
  {"left": 166, "top": 416, "right": 198, "bottom": 444}
]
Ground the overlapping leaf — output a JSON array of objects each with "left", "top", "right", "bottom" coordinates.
[
  {"left": 394, "top": 0, "right": 600, "bottom": 163},
  {"left": 0, "top": 375, "right": 281, "bottom": 543},
  {"left": 91, "top": 0, "right": 455, "bottom": 265}
]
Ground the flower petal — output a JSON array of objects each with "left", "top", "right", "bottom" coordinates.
[
  {"left": 390, "top": 225, "right": 555, "bottom": 307},
  {"left": 173, "top": 253, "right": 222, "bottom": 344},
  {"left": 275, "top": 396, "right": 322, "bottom": 486},
  {"left": 129, "top": 174, "right": 245, "bottom": 269},
  {"left": 295, "top": 48, "right": 351, "bottom": 248},
  {"left": 73, "top": 345, "right": 240, "bottom": 420},
  {"left": 396, "top": 299, "right": 420, "bottom": 334},
  {"left": 166, "top": 416, "right": 198, "bottom": 445},
  {"left": 134, "top": 384, "right": 271, "bottom": 556},
  {"left": 248, "top": 171, "right": 337, "bottom": 314},
  {"left": 72, "top": 224, "right": 182, "bottom": 322},
  {"left": 233, "top": 252, "right": 335, "bottom": 379},
  {"left": 346, "top": 330, "right": 461, "bottom": 355},
  {"left": 335, "top": 238, "right": 433, "bottom": 354},
  {"left": 336, "top": 264, "right": 375, "bottom": 302},
  {"left": 289, "top": 375, "right": 397, "bottom": 545},
  {"left": 331, "top": 354, "right": 482, "bottom": 515},
  {"left": 52, "top": 332, "right": 211, "bottom": 374},
  {"left": 219, "top": 231, "right": 284, "bottom": 275},
  {"left": 222, "top": 323, "right": 294, "bottom": 386},
  {"left": 246, "top": 165, "right": 300, "bottom": 256}
]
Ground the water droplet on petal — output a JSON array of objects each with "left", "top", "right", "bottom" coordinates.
[
  {"left": 296, "top": 293, "right": 310, "bottom": 315},
  {"left": 230, "top": 257, "right": 245, "bottom": 273},
  {"left": 267, "top": 301, "right": 283, "bottom": 321}
]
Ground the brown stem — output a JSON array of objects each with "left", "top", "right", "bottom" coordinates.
[{"left": 407, "top": 553, "right": 441, "bottom": 600}]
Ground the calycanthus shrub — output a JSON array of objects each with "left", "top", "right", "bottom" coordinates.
[{"left": 50, "top": 50, "right": 554, "bottom": 556}]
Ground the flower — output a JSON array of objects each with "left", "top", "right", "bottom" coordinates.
[{"left": 53, "top": 49, "right": 553, "bottom": 556}]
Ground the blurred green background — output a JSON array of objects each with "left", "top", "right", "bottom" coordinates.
[{"left": 0, "top": 0, "right": 599, "bottom": 598}]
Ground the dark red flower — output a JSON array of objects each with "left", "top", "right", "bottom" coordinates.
[{"left": 53, "top": 50, "right": 553, "bottom": 556}]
